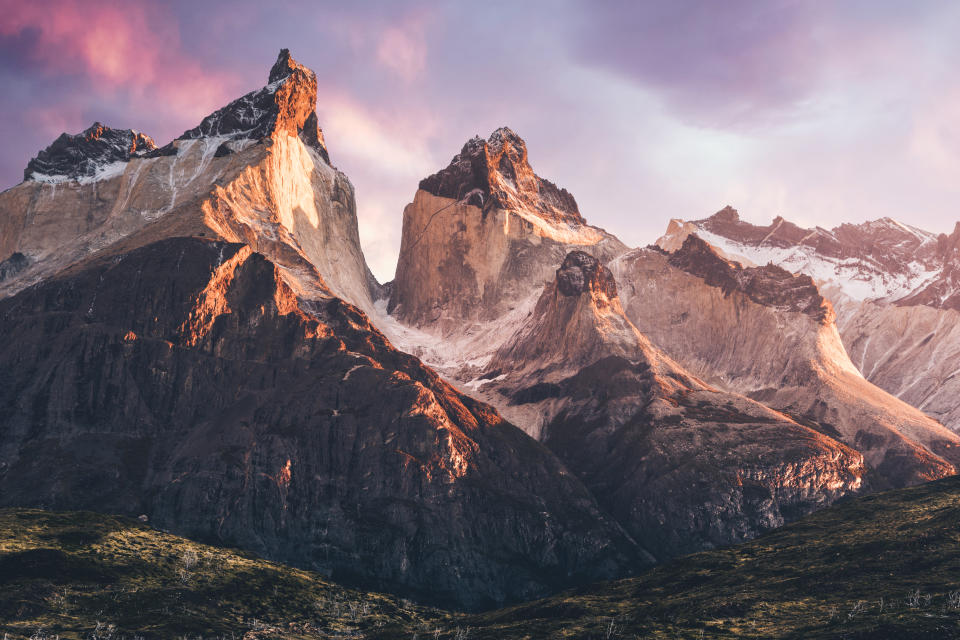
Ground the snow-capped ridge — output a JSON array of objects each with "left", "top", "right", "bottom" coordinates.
[
  {"left": 668, "top": 234, "right": 834, "bottom": 323},
  {"left": 24, "top": 122, "right": 157, "bottom": 183},
  {"left": 171, "top": 48, "right": 329, "bottom": 163},
  {"left": 654, "top": 207, "right": 960, "bottom": 434},
  {"left": 657, "top": 207, "right": 950, "bottom": 306}
]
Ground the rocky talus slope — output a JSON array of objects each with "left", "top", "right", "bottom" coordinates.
[
  {"left": 0, "top": 236, "right": 640, "bottom": 611},
  {"left": 610, "top": 236, "right": 960, "bottom": 487},
  {"left": 479, "top": 251, "right": 865, "bottom": 559},
  {"left": 657, "top": 207, "right": 960, "bottom": 432}
]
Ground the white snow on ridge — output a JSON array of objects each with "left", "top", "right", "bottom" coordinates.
[
  {"left": 31, "top": 160, "right": 130, "bottom": 186},
  {"left": 692, "top": 225, "right": 943, "bottom": 303},
  {"left": 371, "top": 291, "right": 541, "bottom": 387}
]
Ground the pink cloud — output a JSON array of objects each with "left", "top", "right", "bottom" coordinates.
[
  {"left": 909, "top": 87, "right": 960, "bottom": 180},
  {"left": 23, "top": 105, "right": 88, "bottom": 140},
  {"left": 0, "top": 0, "right": 239, "bottom": 134},
  {"left": 375, "top": 16, "right": 429, "bottom": 82}
]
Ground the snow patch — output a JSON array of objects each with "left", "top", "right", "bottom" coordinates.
[
  {"left": 31, "top": 160, "right": 129, "bottom": 185},
  {"left": 693, "top": 226, "right": 942, "bottom": 303}
]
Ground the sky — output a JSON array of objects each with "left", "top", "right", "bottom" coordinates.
[{"left": 1, "top": 0, "right": 959, "bottom": 282}]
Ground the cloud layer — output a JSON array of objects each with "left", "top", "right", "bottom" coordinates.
[{"left": 2, "top": 0, "right": 958, "bottom": 281}]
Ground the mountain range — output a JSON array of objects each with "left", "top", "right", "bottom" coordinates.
[
  {"left": 658, "top": 208, "right": 960, "bottom": 434},
  {"left": 1, "top": 49, "right": 959, "bottom": 625}
]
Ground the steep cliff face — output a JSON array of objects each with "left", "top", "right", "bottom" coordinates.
[
  {"left": 610, "top": 239, "right": 960, "bottom": 488},
  {"left": 387, "top": 128, "right": 626, "bottom": 332},
  {"left": 477, "top": 251, "right": 865, "bottom": 559},
  {"left": 658, "top": 208, "right": 960, "bottom": 432},
  {"left": 0, "top": 49, "right": 375, "bottom": 314},
  {"left": 0, "top": 237, "right": 641, "bottom": 611}
]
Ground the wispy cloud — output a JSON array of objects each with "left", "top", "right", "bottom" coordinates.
[
  {"left": 376, "top": 15, "right": 430, "bottom": 82},
  {"left": 0, "top": 0, "right": 240, "bottom": 136}
]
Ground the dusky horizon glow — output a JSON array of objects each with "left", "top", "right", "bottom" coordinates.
[{"left": 1, "top": 0, "right": 958, "bottom": 282}]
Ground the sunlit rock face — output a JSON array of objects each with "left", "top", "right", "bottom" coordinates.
[
  {"left": 611, "top": 238, "right": 960, "bottom": 488},
  {"left": 0, "top": 49, "right": 375, "bottom": 314},
  {"left": 478, "top": 251, "right": 865, "bottom": 559},
  {"left": 658, "top": 209, "right": 960, "bottom": 432},
  {"left": 0, "top": 237, "right": 641, "bottom": 611},
  {"left": 387, "top": 128, "right": 627, "bottom": 332}
]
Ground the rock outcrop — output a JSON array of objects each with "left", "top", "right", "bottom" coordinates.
[
  {"left": 0, "top": 49, "right": 375, "bottom": 314},
  {"left": 387, "top": 128, "right": 626, "bottom": 332},
  {"left": 610, "top": 238, "right": 960, "bottom": 488},
  {"left": 417, "top": 127, "right": 582, "bottom": 225},
  {"left": 0, "top": 237, "right": 641, "bottom": 611},
  {"left": 666, "top": 235, "right": 831, "bottom": 322},
  {"left": 478, "top": 251, "right": 865, "bottom": 559}
]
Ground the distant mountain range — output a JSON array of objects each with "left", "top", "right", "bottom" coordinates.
[{"left": 658, "top": 207, "right": 960, "bottom": 433}]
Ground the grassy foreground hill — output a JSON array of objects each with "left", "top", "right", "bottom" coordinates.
[
  {"left": 0, "top": 509, "right": 450, "bottom": 639},
  {"left": 3, "top": 476, "right": 960, "bottom": 639},
  {"left": 461, "top": 475, "right": 960, "bottom": 639}
]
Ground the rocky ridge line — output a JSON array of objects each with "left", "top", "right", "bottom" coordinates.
[
  {"left": 24, "top": 123, "right": 157, "bottom": 182},
  {"left": 419, "top": 127, "right": 582, "bottom": 226}
]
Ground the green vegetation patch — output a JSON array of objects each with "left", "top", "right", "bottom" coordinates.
[
  {"left": 0, "top": 509, "right": 451, "bottom": 639},
  {"left": 459, "top": 475, "right": 960, "bottom": 639},
  {"left": 5, "top": 475, "right": 960, "bottom": 638}
]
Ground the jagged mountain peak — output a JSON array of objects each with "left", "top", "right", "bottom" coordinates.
[
  {"left": 709, "top": 204, "right": 741, "bottom": 223},
  {"left": 556, "top": 250, "right": 618, "bottom": 302},
  {"left": 937, "top": 222, "right": 960, "bottom": 256},
  {"left": 418, "top": 126, "right": 583, "bottom": 225},
  {"left": 268, "top": 47, "right": 308, "bottom": 84},
  {"left": 24, "top": 122, "right": 157, "bottom": 183},
  {"left": 486, "top": 125, "right": 525, "bottom": 153},
  {"left": 389, "top": 127, "right": 626, "bottom": 329},
  {"left": 175, "top": 48, "right": 328, "bottom": 162},
  {"left": 21, "top": 49, "right": 329, "bottom": 186},
  {"left": 4, "top": 47, "right": 376, "bottom": 316},
  {"left": 488, "top": 250, "right": 671, "bottom": 378}
]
